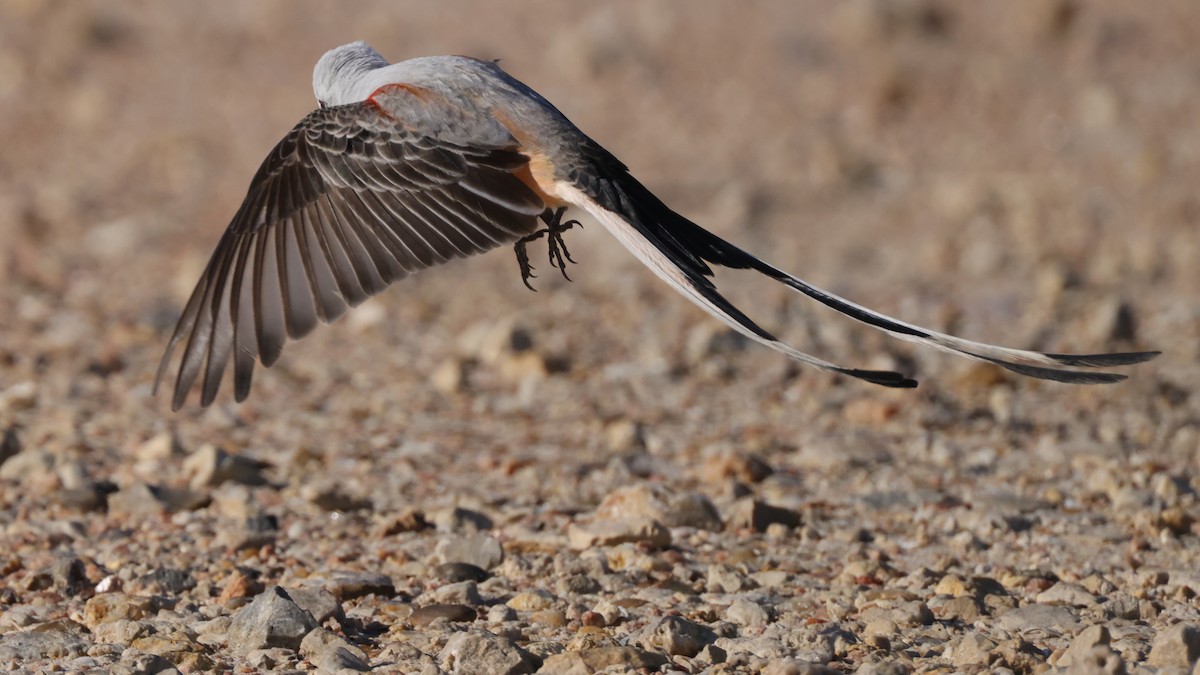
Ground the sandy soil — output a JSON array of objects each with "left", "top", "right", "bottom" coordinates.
[{"left": 1, "top": 1, "right": 1198, "bottom": 673}]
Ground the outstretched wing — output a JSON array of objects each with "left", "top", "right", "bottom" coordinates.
[{"left": 156, "top": 89, "right": 547, "bottom": 409}]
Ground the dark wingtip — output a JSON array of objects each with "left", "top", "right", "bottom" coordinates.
[
  {"left": 1045, "top": 350, "right": 1161, "bottom": 367},
  {"left": 998, "top": 361, "right": 1129, "bottom": 384},
  {"left": 840, "top": 368, "right": 919, "bottom": 388}
]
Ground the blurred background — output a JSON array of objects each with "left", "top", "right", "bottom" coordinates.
[
  {"left": 1, "top": 2, "right": 1199, "bottom": 670},
  {"left": 0, "top": 1, "right": 1195, "bottom": 488}
]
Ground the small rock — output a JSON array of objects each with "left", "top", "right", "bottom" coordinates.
[
  {"left": 108, "top": 653, "right": 179, "bottom": 675},
  {"left": 84, "top": 593, "right": 155, "bottom": 628},
  {"left": 129, "top": 631, "right": 203, "bottom": 661},
  {"left": 299, "top": 627, "right": 370, "bottom": 672},
  {"left": 226, "top": 586, "right": 318, "bottom": 654},
  {"left": 435, "top": 562, "right": 489, "bottom": 583},
  {"left": 726, "top": 599, "right": 771, "bottom": 628},
  {"left": 220, "top": 567, "right": 262, "bottom": 601},
  {"left": 316, "top": 571, "right": 395, "bottom": 600},
  {"left": 438, "top": 533, "right": 504, "bottom": 570},
  {"left": 182, "top": 444, "right": 269, "bottom": 489},
  {"left": 890, "top": 600, "right": 934, "bottom": 626},
  {"left": 431, "top": 580, "right": 484, "bottom": 606},
  {"left": 699, "top": 452, "right": 774, "bottom": 485},
  {"left": 304, "top": 483, "right": 372, "bottom": 512},
  {"left": 761, "top": 659, "right": 839, "bottom": 675},
  {"left": 91, "top": 618, "right": 146, "bottom": 644},
  {"left": 594, "top": 485, "right": 722, "bottom": 531},
  {"left": 1147, "top": 623, "right": 1200, "bottom": 667},
  {"left": 129, "top": 567, "right": 195, "bottom": 596},
  {"left": 245, "top": 647, "right": 295, "bottom": 670},
  {"left": 1099, "top": 593, "right": 1140, "bottom": 620},
  {"left": 998, "top": 603, "right": 1079, "bottom": 632},
  {"left": 107, "top": 482, "right": 167, "bottom": 518},
  {"left": 863, "top": 618, "right": 897, "bottom": 638},
  {"left": 949, "top": 631, "right": 996, "bottom": 667},
  {"left": 134, "top": 432, "right": 181, "bottom": 461},
  {"left": 283, "top": 586, "right": 344, "bottom": 624},
  {"left": 0, "top": 381, "right": 35, "bottom": 413},
  {"left": 438, "top": 630, "right": 538, "bottom": 675},
  {"left": 410, "top": 604, "right": 476, "bottom": 627},
  {"left": 707, "top": 564, "right": 749, "bottom": 594},
  {"left": 508, "top": 589, "right": 556, "bottom": 611},
  {"left": 1036, "top": 581, "right": 1096, "bottom": 607},
  {"left": 727, "top": 498, "right": 801, "bottom": 532},
  {"left": 487, "top": 605, "right": 517, "bottom": 622},
  {"left": 938, "top": 596, "right": 984, "bottom": 622},
  {"left": 934, "top": 574, "right": 972, "bottom": 597},
  {"left": 1057, "top": 624, "right": 1113, "bottom": 668},
  {"left": 0, "top": 426, "right": 20, "bottom": 466},
  {"left": 431, "top": 357, "right": 469, "bottom": 394},
  {"left": 434, "top": 506, "right": 494, "bottom": 533},
  {"left": 640, "top": 615, "right": 717, "bottom": 657},
  {"left": 567, "top": 518, "right": 671, "bottom": 550},
  {"left": 538, "top": 646, "right": 668, "bottom": 674},
  {"left": 556, "top": 574, "right": 601, "bottom": 596},
  {"left": 48, "top": 555, "right": 89, "bottom": 596},
  {"left": 531, "top": 609, "right": 568, "bottom": 628},
  {"left": 0, "top": 622, "right": 88, "bottom": 660}
]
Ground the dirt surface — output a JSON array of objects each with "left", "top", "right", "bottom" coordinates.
[{"left": 1, "top": 1, "right": 1198, "bottom": 673}]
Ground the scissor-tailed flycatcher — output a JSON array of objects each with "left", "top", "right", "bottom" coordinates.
[{"left": 155, "top": 42, "right": 1158, "bottom": 409}]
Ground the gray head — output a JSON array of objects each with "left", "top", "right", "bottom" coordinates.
[{"left": 313, "top": 41, "right": 391, "bottom": 108}]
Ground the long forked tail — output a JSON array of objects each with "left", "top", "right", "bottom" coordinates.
[{"left": 558, "top": 174, "right": 1158, "bottom": 387}]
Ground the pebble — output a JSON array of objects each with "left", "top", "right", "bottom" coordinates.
[
  {"left": 182, "top": 444, "right": 269, "bottom": 489},
  {"left": 438, "top": 630, "right": 538, "bottom": 675},
  {"left": 539, "top": 646, "right": 668, "bottom": 674},
  {"left": 409, "top": 604, "right": 477, "bottom": 627},
  {"left": 226, "top": 586, "right": 318, "bottom": 653},
  {"left": 434, "top": 506, "right": 495, "bottom": 533},
  {"left": 997, "top": 603, "right": 1080, "bottom": 632},
  {"left": 283, "top": 586, "right": 344, "bottom": 624},
  {"left": 435, "top": 561, "right": 489, "bottom": 583},
  {"left": 0, "top": 623, "right": 88, "bottom": 661},
  {"left": 595, "top": 484, "right": 723, "bottom": 531},
  {"left": 1056, "top": 624, "right": 1113, "bottom": 668},
  {"left": 84, "top": 593, "right": 155, "bottom": 628},
  {"left": 487, "top": 605, "right": 517, "bottom": 623},
  {"left": 108, "top": 654, "right": 180, "bottom": 675},
  {"left": 438, "top": 533, "right": 504, "bottom": 570},
  {"left": 91, "top": 618, "right": 146, "bottom": 644},
  {"left": 933, "top": 595, "right": 984, "bottom": 622},
  {"left": 299, "top": 627, "right": 370, "bottom": 672},
  {"left": 507, "top": 589, "right": 556, "bottom": 611},
  {"left": 707, "top": 564, "right": 749, "bottom": 594},
  {"left": 1147, "top": 623, "right": 1200, "bottom": 667},
  {"left": 430, "top": 580, "right": 484, "bottom": 606},
  {"left": 1035, "top": 581, "right": 1097, "bottom": 607},
  {"left": 949, "top": 631, "right": 997, "bottom": 667},
  {"left": 726, "top": 598, "right": 771, "bottom": 628},
  {"left": 314, "top": 571, "right": 395, "bottom": 600},
  {"left": 640, "top": 615, "right": 718, "bottom": 657},
  {"left": 567, "top": 517, "right": 672, "bottom": 550},
  {"left": 0, "top": 426, "right": 20, "bottom": 466},
  {"left": 727, "top": 498, "right": 802, "bottom": 532}
]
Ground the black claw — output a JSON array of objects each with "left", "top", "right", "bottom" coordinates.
[
  {"left": 514, "top": 240, "right": 539, "bottom": 291},
  {"left": 515, "top": 207, "right": 581, "bottom": 287}
]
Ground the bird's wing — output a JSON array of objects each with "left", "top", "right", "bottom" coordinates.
[
  {"left": 156, "top": 87, "right": 547, "bottom": 409},
  {"left": 561, "top": 169, "right": 1157, "bottom": 387}
]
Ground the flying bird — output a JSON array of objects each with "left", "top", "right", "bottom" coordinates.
[{"left": 155, "top": 42, "right": 1158, "bottom": 410}]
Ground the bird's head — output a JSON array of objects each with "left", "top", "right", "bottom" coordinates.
[{"left": 312, "top": 41, "right": 390, "bottom": 108}]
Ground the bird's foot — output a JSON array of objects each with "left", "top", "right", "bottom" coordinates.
[{"left": 514, "top": 207, "right": 581, "bottom": 291}]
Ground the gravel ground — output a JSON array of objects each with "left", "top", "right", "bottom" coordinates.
[{"left": 2, "top": 2, "right": 1199, "bottom": 673}]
